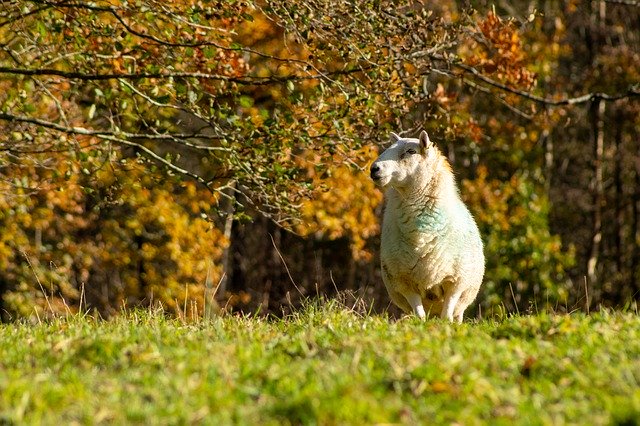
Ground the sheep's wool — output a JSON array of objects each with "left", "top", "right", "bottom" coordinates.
[{"left": 370, "top": 131, "right": 485, "bottom": 322}]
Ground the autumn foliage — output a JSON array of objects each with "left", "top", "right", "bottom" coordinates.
[
  {"left": 467, "top": 11, "right": 537, "bottom": 89},
  {"left": 1, "top": 1, "right": 638, "bottom": 319}
]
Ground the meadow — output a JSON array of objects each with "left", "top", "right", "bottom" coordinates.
[{"left": 0, "top": 300, "right": 639, "bottom": 425}]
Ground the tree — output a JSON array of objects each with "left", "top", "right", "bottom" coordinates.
[
  {"left": 1, "top": 0, "right": 638, "bottom": 319},
  {"left": 520, "top": 0, "right": 640, "bottom": 308}
]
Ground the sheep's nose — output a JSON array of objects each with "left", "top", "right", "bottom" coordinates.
[{"left": 370, "top": 163, "right": 381, "bottom": 180}]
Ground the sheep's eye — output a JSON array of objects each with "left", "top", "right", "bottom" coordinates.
[{"left": 406, "top": 149, "right": 417, "bottom": 155}]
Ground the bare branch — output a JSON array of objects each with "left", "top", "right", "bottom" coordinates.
[
  {"left": 0, "top": 66, "right": 252, "bottom": 83},
  {"left": 603, "top": 0, "right": 640, "bottom": 6},
  {"left": 461, "top": 77, "right": 534, "bottom": 120},
  {"left": 0, "top": 112, "right": 239, "bottom": 202},
  {"left": 432, "top": 54, "right": 640, "bottom": 106},
  {"left": 118, "top": 79, "right": 215, "bottom": 133},
  {"left": 0, "top": 65, "right": 365, "bottom": 85},
  {"left": 0, "top": 112, "right": 229, "bottom": 151}
]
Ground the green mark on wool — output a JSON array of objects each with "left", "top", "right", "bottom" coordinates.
[{"left": 416, "top": 206, "right": 447, "bottom": 233}]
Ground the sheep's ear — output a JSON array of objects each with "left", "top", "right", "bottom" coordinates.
[
  {"left": 389, "top": 132, "right": 401, "bottom": 143},
  {"left": 419, "top": 130, "right": 432, "bottom": 154}
]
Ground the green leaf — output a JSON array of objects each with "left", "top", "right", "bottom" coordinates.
[
  {"left": 36, "top": 21, "right": 47, "bottom": 38},
  {"left": 239, "top": 96, "right": 254, "bottom": 108}
]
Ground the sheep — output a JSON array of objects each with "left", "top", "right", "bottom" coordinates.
[{"left": 370, "top": 130, "right": 485, "bottom": 322}]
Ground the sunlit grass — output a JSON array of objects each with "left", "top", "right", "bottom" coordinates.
[{"left": 0, "top": 299, "right": 639, "bottom": 425}]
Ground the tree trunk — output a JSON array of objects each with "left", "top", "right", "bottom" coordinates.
[
  {"left": 586, "top": 0, "right": 606, "bottom": 298},
  {"left": 543, "top": 129, "right": 553, "bottom": 194},
  {"left": 613, "top": 108, "right": 624, "bottom": 275},
  {"left": 205, "top": 184, "right": 235, "bottom": 318},
  {"left": 218, "top": 201, "right": 235, "bottom": 297},
  {"left": 632, "top": 157, "right": 640, "bottom": 295},
  {"left": 586, "top": 98, "right": 605, "bottom": 291}
]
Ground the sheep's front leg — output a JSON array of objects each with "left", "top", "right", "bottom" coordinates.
[{"left": 405, "top": 292, "right": 426, "bottom": 319}]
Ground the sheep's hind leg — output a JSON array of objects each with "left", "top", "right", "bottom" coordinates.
[
  {"left": 405, "top": 292, "right": 426, "bottom": 319},
  {"left": 441, "top": 288, "right": 463, "bottom": 322}
]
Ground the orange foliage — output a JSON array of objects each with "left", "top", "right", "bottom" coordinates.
[
  {"left": 462, "top": 11, "right": 537, "bottom": 89},
  {"left": 298, "top": 146, "right": 382, "bottom": 260},
  {"left": 0, "top": 153, "right": 227, "bottom": 319}
]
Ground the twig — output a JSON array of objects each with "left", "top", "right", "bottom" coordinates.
[
  {"left": 269, "top": 233, "right": 303, "bottom": 296},
  {"left": 584, "top": 276, "right": 590, "bottom": 315},
  {"left": 30, "top": 0, "right": 320, "bottom": 67},
  {"left": 183, "top": 284, "right": 189, "bottom": 320},
  {"left": 508, "top": 282, "right": 520, "bottom": 315},
  {"left": 22, "top": 252, "right": 54, "bottom": 316}
]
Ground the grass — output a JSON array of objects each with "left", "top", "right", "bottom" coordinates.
[{"left": 0, "top": 300, "right": 639, "bottom": 425}]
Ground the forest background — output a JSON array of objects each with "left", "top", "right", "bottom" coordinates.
[{"left": 0, "top": 0, "right": 638, "bottom": 321}]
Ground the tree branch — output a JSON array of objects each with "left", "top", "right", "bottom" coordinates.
[
  {"left": 0, "top": 65, "right": 366, "bottom": 86},
  {"left": 29, "top": 0, "right": 315, "bottom": 67},
  {"left": 603, "top": 0, "right": 640, "bottom": 6},
  {"left": 0, "top": 112, "right": 239, "bottom": 201},
  {"left": 0, "top": 5, "right": 52, "bottom": 28},
  {"left": 0, "top": 112, "right": 230, "bottom": 151},
  {"left": 0, "top": 66, "right": 257, "bottom": 83},
  {"left": 432, "top": 55, "right": 640, "bottom": 106}
]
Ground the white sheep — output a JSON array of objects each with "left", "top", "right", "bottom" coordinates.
[{"left": 370, "top": 131, "right": 485, "bottom": 322}]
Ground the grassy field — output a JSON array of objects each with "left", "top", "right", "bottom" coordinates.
[{"left": 0, "top": 300, "right": 639, "bottom": 425}]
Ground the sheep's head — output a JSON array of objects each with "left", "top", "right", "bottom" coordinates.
[{"left": 370, "top": 130, "right": 436, "bottom": 190}]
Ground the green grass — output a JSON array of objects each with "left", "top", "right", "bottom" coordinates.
[{"left": 1, "top": 300, "right": 639, "bottom": 425}]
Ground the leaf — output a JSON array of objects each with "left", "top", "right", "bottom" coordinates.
[{"left": 239, "top": 96, "right": 254, "bottom": 108}]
